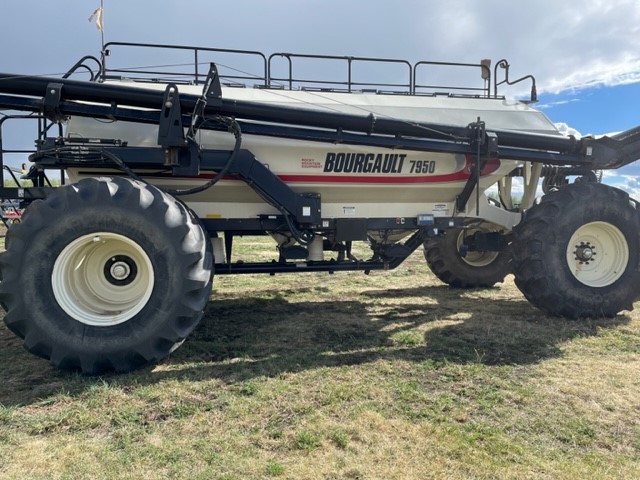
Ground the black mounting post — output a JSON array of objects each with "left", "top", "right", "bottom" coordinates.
[
  {"left": 157, "top": 84, "right": 186, "bottom": 151},
  {"left": 455, "top": 119, "right": 498, "bottom": 214},
  {"left": 203, "top": 63, "right": 222, "bottom": 104},
  {"left": 157, "top": 83, "right": 200, "bottom": 176},
  {"left": 43, "top": 83, "right": 64, "bottom": 122},
  {"left": 224, "top": 232, "right": 233, "bottom": 264}
]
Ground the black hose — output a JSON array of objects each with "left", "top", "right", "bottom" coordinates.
[
  {"left": 166, "top": 116, "right": 242, "bottom": 196},
  {"left": 28, "top": 116, "right": 243, "bottom": 198}
]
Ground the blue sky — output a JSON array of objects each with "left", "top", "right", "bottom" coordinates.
[
  {"left": 540, "top": 83, "right": 640, "bottom": 136},
  {"left": 1, "top": 0, "right": 639, "bottom": 193}
]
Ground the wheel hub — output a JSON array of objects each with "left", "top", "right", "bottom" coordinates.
[
  {"left": 566, "top": 221, "right": 628, "bottom": 288},
  {"left": 574, "top": 242, "right": 596, "bottom": 264},
  {"left": 104, "top": 255, "right": 138, "bottom": 286}
]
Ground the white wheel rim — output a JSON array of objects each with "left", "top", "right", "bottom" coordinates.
[
  {"left": 456, "top": 228, "right": 500, "bottom": 267},
  {"left": 566, "top": 221, "right": 628, "bottom": 287},
  {"left": 52, "top": 232, "right": 155, "bottom": 327}
]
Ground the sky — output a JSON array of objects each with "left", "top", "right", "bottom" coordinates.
[{"left": 1, "top": 0, "right": 639, "bottom": 195}]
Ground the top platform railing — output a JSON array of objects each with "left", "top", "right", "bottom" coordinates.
[{"left": 92, "top": 41, "right": 536, "bottom": 101}]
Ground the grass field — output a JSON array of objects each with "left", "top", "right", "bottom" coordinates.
[{"left": 1, "top": 236, "right": 639, "bottom": 479}]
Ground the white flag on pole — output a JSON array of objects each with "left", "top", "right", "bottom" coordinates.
[{"left": 88, "top": 7, "right": 104, "bottom": 32}]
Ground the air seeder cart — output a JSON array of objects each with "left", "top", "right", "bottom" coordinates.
[{"left": 1, "top": 42, "right": 639, "bottom": 374}]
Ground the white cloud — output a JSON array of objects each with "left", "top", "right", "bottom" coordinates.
[
  {"left": 554, "top": 122, "right": 582, "bottom": 138},
  {"left": 409, "top": 0, "right": 640, "bottom": 96},
  {"left": 601, "top": 172, "right": 640, "bottom": 199},
  {"left": 536, "top": 98, "right": 581, "bottom": 109},
  {"left": 3, "top": 0, "right": 639, "bottom": 97}
]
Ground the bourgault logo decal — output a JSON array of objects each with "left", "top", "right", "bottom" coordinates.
[{"left": 324, "top": 152, "right": 406, "bottom": 173}]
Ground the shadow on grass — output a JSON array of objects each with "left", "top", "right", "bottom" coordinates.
[
  {"left": 0, "top": 283, "right": 631, "bottom": 406},
  {"left": 176, "top": 286, "right": 630, "bottom": 375}
]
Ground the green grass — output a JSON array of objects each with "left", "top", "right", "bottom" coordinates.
[{"left": 1, "top": 236, "right": 639, "bottom": 479}]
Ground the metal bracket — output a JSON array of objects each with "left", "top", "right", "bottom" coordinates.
[
  {"left": 157, "top": 84, "right": 185, "bottom": 149},
  {"left": 462, "top": 231, "right": 509, "bottom": 252},
  {"left": 164, "top": 63, "right": 224, "bottom": 176},
  {"left": 157, "top": 84, "right": 187, "bottom": 167},
  {"left": 455, "top": 119, "right": 498, "bottom": 213},
  {"left": 43, "top": 82, "right": 64, "bottom": 122},
  {"left": 202, "top": 63, "right": 222, "bottom": 105}
]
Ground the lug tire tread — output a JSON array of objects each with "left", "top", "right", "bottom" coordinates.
[
  {"left": 424, "top": 227, "right": 510, "bottom": 288},
  {"left": 511, "top": 183, "right": 640, "bottom": 318},
  {"left": 0, "top": 177, "right": 213, "bottom": 374}
]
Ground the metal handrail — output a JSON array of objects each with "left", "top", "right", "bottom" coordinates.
[
  {"left": 102, "top": 41, "right": 268, "bottom": 86},
  {"left": 63, "top": 55, "right": 103, "bottom": 81},
  {"left": 413, "top": 61, "right": 491, "bottom": 97},
  {"left": 95, "top": 42, "right": 533, "bottom": 99},
  {"left": 268, "top": 52, "right": 413, "bottom": 93},
  {"left": 493, "top": 59, "right": 537, "bottom": 103}
]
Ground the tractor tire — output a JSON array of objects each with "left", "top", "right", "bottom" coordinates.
[
  {"left": 0, "top": 177, "right": 213, "bottom": 374},
  {"left": 511, "top": 183, "right": 640, "bottom": 318},
  {"left": 423, "top": 225, "right": 510, "bottom": 288}
]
